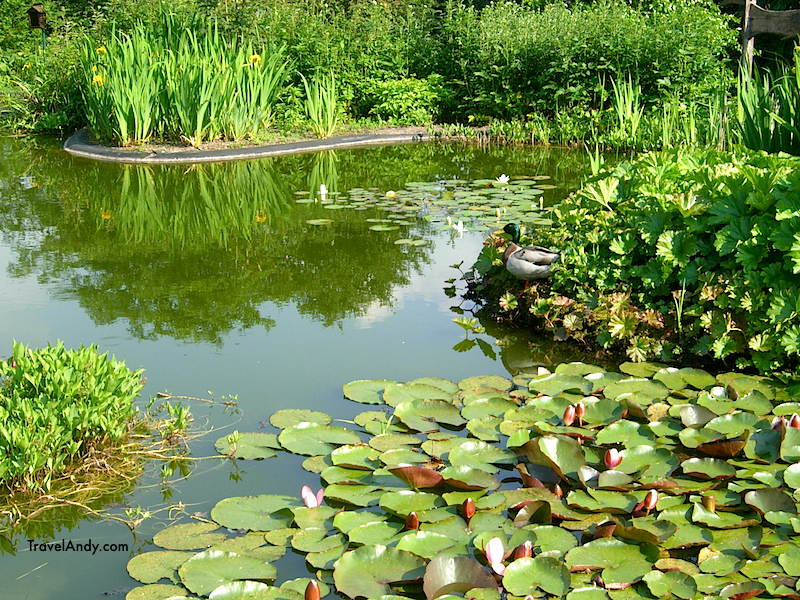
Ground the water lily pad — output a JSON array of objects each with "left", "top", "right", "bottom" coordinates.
[
  {"left": 215, "top": 433, "right": 280, "bottom": 460},
  {"left": 682, "top": 458, "right": 736, "bottom": 479},
  {"left": 565, "top": 539, "right": 657, "bottom": 585},
  {"left": 449, "top": 440, "right": 515, "bottom": 472},
  {"left": 396, "top": 531, "right": 457, "bottom": 559},
  {"left": 744, "top": 489, "right": 797, "bottom": 515},
  {"left": 388, "top": 464, "right": 444, "bottom": 488},
  {"left": 370, "top": 433, "right": 422, "bottom": 451},
  {"left": 306, "top": 219, "right": 333, "bottom": 225},
  {"left": 440, "top": 465, "right": 499, "bottom": 490},
  {"left": 292, "top": 528, "right": 346, "bottom": 553},
  {"left": 210, "top": 495, "right": 298, "bottom": 530},
  {"left": 126, "top": 584, "right": 192, "bottom": 600},
  {"left": 369, "top": 224, "right": 399, "bottom": 231},
  {"left": 128, "top": 551, "right": 193, "bottom": 584},
  {"left": 385, "top": 383, "right": 454, "bottom": 407},
  {"left": 503, "top": 556, "right": 570, "bottom": 596},
  {"left": 461, "top": 397, "right": 516, "bottom": 420},
  {"left": 331, "top": 444, "right": 380, "bottom": 470},
  {"left": 278, "top": 423, "right": 362, "bottom": 456},
  {"left": 595, "top": 420, "right": 655, "bottom": 447},
  {"left": 642, "top": 570, "right": 697, "bottom": 599},
  {"left": 394, "top": 399, "right": 465, "bottom": 432},
  {"left": 380, "top": 490, "right": 442, "bottom": 516},
  {"left": 347, "top": 520, "right": 404, "bottom": 545},
  {"left": 270, "top": 409, "right": 332, "bottom": 429},
  {"left": 333, "top": 545, "right": 426, "bottom": 599},
  {"left": 458, "top": 375, "right": 512, "bottom": 391},
  {"left": 178, "top": 551, "right": 276, "bottom": 595},
  {"left": 529, "top": 373, "right": 592, "bottom": 396},
  {"left": 324, "top": 484, "right": 383, "bottom": 506},
  {"left": 422, "top": 556, "right": 497, "bottom": 600},
  {"left": 343, "top": 380, "right": 395, "bottom": 404},
  {"left": 153, "top": 522, "right": 227, "bottom": 551},
  {"left": 208, "top": 581, "right": 277, "bottom": 600},
  {"left": 536, "top": 434, "right": 587, "bottom": 480},
  {"left": 408, "top": 377, "right": 459, "bottom": 395}
]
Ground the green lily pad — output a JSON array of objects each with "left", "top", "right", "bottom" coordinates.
[
  {"left": 449, "top": 440, "right": 515, "bottom": 472},
  {"left": 270, "top": 409, "right": 332, "bottom": 429},
  {"left": 347, "top": 520, "right": 404, "bottom": 545},
  {"left": 642, "top": 570, "right": 697, "bottom": 599},
  {"left": 178, "top": 551, "right": 277, "bottom": 596},
  {"left": 380, "top": 490, "right": 442, "bottom": 516},
  {"left": 333, "top": 545, "right": 426, "bottom": 599},
  {"left": 331, "top": 444, "right": 380, "bottom": 470},
  {"left": 384, "top": 383, "right": 453, "bottom": 407},
  {"left": 595, "top": 420, "right": 655, "bottom": 447},
  {"left": 153, "top": 522, "right": 227, "bottom": 551},
  {"left": 529, "top": 373, "right": 592, "bottom": 395},
  {"left": 306, "top": 219, "right": 333, "bottom": 226},
  {"left": 207, "top": 581, "right": 277, "bottom": 600},
  {"left": 565, "top": 539, "right": 657, "bottom": 585},
  {"left": 370, "top": 433, "right": 422, "bottom": 451},
  {"left": 324, "top": 484, "right": 383, "bottom": 507},
  {"left": 215, "top": 433, "right": 280, "bottom": 460},
  {"left": 783, "top": 463, "right": 800, "bottom": 488},
  {"left": 396, "top": 531, "right": 457, "bottom": 559},
  {"left": 292, "top": 528, "right": 346, "bottom": 553},
  {"left": 744, "top": 489, "right": 797, "bottom": 515},
  {"left": 503, "top": 556, "right": 570, "bottom": 596},
  {"left": 210, "top": 495, "right": 298, "bottom": 530},
  {"left": 440, "top": 465, "right": 499, "bottom": 490},
  {"left": 537, "top": 434, "right": 587, "bottom": 480},
  {"left": 394, "top": 399, "right": 465, "bottom": 432},
  {"left": 422, "top": 555, "right": 497, "bottom": 599},
  {"left": 126, "top": 584, "right": 191, "bottom": 600},
  {"left": 128, "top": 551, "right": 193, "bottom": 584},
  {"left": 278, "top": 423, "right": 362, "bottom": 456},
  {"left": 343, "top": 380, "right": 395, "bottom": 404},
  {"left": 458, "top": 376, "right": 512, "bottom": 391},
  {"left": 682, "top": 458, "right": 736, "bottom": 479}
]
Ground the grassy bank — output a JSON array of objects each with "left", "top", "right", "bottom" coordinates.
[{"left": 0, "top": 0, "right": 736, "bottom": 147}]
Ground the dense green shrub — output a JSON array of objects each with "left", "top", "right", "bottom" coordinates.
[
  {"left": 0, "top": 341, "right": 143, "bottom": 491},
  {"left": 470, "top": 148, "right": 800, "bottom": 373},
  {"left": 438, "top": 0, "right": 736, "bottom": 119},
  {"left": 359, "top": 75, "right": 444, "bottom": 124}
]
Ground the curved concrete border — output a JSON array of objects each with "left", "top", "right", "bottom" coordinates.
[{"left": 63, "top": 128, "right": 429, "bottom": 164}]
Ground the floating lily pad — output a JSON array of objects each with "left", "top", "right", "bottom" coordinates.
[
  {"left": 126, "top": 584, "right": 192, "bottom": 600},
  {"left": 278, "top": 423, "right": 362, "bottom": 456},
  {"left": 642, "top": 570, "right": 697, "bottom": 599},
  {"left": 178, "top": 551, "right": 276, "bottom": 596},
  {"left": 153, "top": 522, "right": 227, "bottom": 551},
  {"left": 127, "top": 551, "right": 193, "bottom": 584},
  {"left": 502, "top": 556, "right": 570, "bottom": 596},
  {"left": 210, "top": 495, "right": 298, "bottom": 530},
  {"left": 422, "top": 556, "right": 497, "bottom": 599},
  {"left": 270, "top": 409, "right": 332, "bottom": 429},
  {"left": 394, "top": 399, "right": 465, "bottom": 432},
  {"left": 207, "top": 581, "right": 277, "bottom": 600},
  {"left": 306, "top": 219, "right": 333, "bottom": 225},
  {"left": 215, "top": 433, "right": 280, "bottom": 460},
  {"left": 343, "top": 380, "right": 395, "bottom": 404},
  {"left": 333, "top": 545, "right": 426, "bottom": 599},
  {"left": 565, "top": 539, "right": 657, "bottom": 585}
]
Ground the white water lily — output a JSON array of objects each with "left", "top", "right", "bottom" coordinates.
[
  {"left": 318, "top": 184, "right": 327, "bottom": 202},
  {"left": 496, "top": 174, "right": 510, "bottom": 184}
]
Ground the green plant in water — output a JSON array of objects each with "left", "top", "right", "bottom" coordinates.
[
  {"left": 610, "top": 75, "right": 644, "bottom": 141},
  {"left": 0, "top": 341, "right": 143, "bottom": 492},
  {"left": 130, "top": 366, "right": 800, "bottom": 600},
  {"left": 302, "top": 72, "right": 339, "bottom": 138}
]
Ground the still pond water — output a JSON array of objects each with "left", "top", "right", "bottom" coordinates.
[{"left": 0, "top": 136, "right": 595, "bottom": 600}]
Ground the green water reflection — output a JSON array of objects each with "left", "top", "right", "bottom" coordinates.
[{"left": 0, "top": 136, "right": 594, "bottom": 600}]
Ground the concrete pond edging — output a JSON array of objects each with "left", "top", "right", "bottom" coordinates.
[{"left": 63, "top": 128, "right": 430, "bottom": 164}]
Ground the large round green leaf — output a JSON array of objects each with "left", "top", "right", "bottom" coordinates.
[
  {"left": 210, "top": 495, "right": 298, "bottom": 530},
  {"left": 343, "top": 380, "right": 395, "bottom": 404},
  {"left": 384, "top": 383, "right": 453, "bottom": 407},
  {"left": 380, "top": 490, "right": 442, "bottom": 516},
  {"left": 153, "top": 522, "right": 227, "bottom": 551},
  {"left": 565, "top": 539, "right": 657, "bottom": 585},
  {"left": 215, "top": 433, "right": 281, "bottom": 460},
  {"left": 458, "top": 376, "right": 511, "bottom": 391},
  {"left": 278, "top": 423, "right": 362, "bottom": 456},
  {"left": 127, "top": 551, "right": 193, "bottom": 584},
  {"left": 449, "top": 440, "right": 515, "bottom": 472},
  {"left": 422, "top": 556, "right": 497, "bottom": 600},
  {"left": 125, "top": 584, "right": 191, "bottom": 600},
  {"left": 178, "top": 551, "right": 276, "bottom": 595},
  {"left": 269, "top": 409, "right": 331, "bottom": 429},
  {"left": 333, "top": 545, "right": 426, "bottom": 599},
  {"left": 643, "top": 569, "right": 697, "bottom": 599},
  {"left": 502, "top": 556, "right": 569, "bottom": 596},
  {"left": 394, "top": 399, "right": 465, "bottom": 432},
  {"left": 208, "top": 581, "right": 278, "bottom": 600},
  {"left": 396, "top": 531, "right": 457, "bottom": 559}
]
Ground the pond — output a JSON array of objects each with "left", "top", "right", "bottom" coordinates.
[{"left": 0, "top": 136, "right": 595, "bottom": 600}]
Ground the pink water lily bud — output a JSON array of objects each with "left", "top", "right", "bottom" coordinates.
[
  {"left": 604, "top": 448, "right": 623, "bottom": 470},
  {"left": 772, "top": 416, "right": 786, "bottom": 430},
  {"left": 484, "top": 537, "right": 506, "bottom": 575},
  {"left": 461, "top": 497, "right": 477, "bottom": 519},
  {"left": 301, "top": 485, "right": 324, "bottom": 508},
  {"left": 643, "top": 490, "right": 659, "bottom": 511},
  {"left": 789, "top": 414, "right": 800, "bottom": 429},
  {"left": 563, "top": 405, "right": 576, "bottom": 426},
  {"left": 10, "top": 359, "right": 16, "bottom": 368},
  {"left": 553, "top": 483, "right": 563, "bottom": 499},
  {"left": 405, "top": 512, "right": 420, "bottom": 530},
  {"left": 575, "top": 402, "right": 586, "bottom": 419},
  {"left": 514, "top": 540, "right": 533, "bottom": 559},
  {"left": 305, "top": 580, "right": 320, "bottom": 600}
]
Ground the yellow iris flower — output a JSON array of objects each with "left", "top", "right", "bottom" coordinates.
[
  {"left": 96, "top": 46, "right": 107, "bottom": 55},
  {"left": 249, "top": 54, "right": 261, "bottom": 65},
  {"left": 92, "top": 74, "right": 105, "bottom": 86}
]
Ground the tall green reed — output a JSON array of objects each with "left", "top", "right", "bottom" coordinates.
[
  {"left": 610, "top": 75, "right": 644, "bottom": 140},
  {"left": 302, "top": 73, "right": 339, "bottom": 138},
  {"left": 81, "top": 13, "right": 289, "bottom": 146}
]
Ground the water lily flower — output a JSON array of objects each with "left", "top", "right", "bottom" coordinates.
[
  {"left": 553, "top": 483, "right": 563, "bottom": 499},
  {"left": 575, "top": 401, "right": 586, "bottom": 419},
  {"left": 304, "top": 580, "right": 320, "bottom": 600},
  {"left": 10, "top": 360, "right": 17, "bottom": 368},
  {"left": 301, "top": 485, "right": 324, "bottom": 508},
  {"left": 385, "top": 190, "right": 397, "bottom": 199},
  {"left": 514, "top": 540, "right": 533, "bottom": 559},
  {"left": 562, "top": 405, "right": 576, "bottom": 426},
  {"left": 643, "top": 490, "right": 659, "bottom": 511},
  {"left": 484, "top": 537, "right": 506, "bottom": 575},
  {"left": 604, "top": 448, "right": 623, "bottom": 469},
  {"left": 789, "top": 414, "right": 800, "bottom": 429},
  {"left": 496, "top": 174, "right": 510, "bottom": 184},
  {"left": 318, "top": 184, "right": 327, "bottom": 202},
  {"left": 404, "top": 512, "right": 420, "bottom": 530},
  {"left": 772, "top": 416, "right": 786, "bottom": 430}
]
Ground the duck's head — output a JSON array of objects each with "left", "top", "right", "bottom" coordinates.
[{"left": 502, "top": 223, "right": 521, "bottom": 243}]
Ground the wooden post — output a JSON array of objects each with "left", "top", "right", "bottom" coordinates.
[{"left": 742, "top": 0, "right": 755, "bottom": 73}]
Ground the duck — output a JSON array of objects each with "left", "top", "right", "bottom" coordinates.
[{"left": 501, "top": 223, "right": 559, "bottom": 280}]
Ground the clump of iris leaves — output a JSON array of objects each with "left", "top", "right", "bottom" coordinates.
[
  {"left": 127, "top": 365, "right": 800, "bottom": 600},
  {"left": 468, "top": 147, "right": 800, "bottom": 375}
]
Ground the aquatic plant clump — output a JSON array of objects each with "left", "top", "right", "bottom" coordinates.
[
  {"left": 131, "top": 364, "right": 800, "bottom": 600},
  {"left": 469, "top": 148, "right": 800, "bottom": 373},
  {"left": 0, "top": 341, "right": 143, "bottom": 492}
]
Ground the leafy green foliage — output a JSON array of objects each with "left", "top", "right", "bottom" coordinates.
[
  {"left": 471, "top": 148, "right": 800, "bottom": 372},
  {"left": 0, "top": 341, "right": 142, "bottom": 491},
  {"left": 132, "top": 367, "right": 800, "bottom": 600},
  {"left": 359, "top": 75, "right": 444, "bottom": 125}
]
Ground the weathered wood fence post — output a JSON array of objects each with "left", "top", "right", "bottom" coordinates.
[{"left": 725, "top": 0, "right": 800, "bottom": 71}]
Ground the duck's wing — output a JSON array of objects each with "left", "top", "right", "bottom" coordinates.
[{"left": 515, "top": 246, "right": 560, "bottom": 265}]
